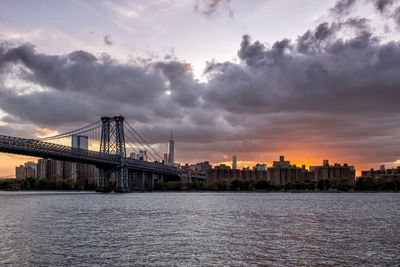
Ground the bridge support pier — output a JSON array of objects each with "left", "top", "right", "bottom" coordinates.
[
  {"left": 98, "top": 168, "right": 112, "bottom": 192},
  {"left": 141, "top": 171, "right": 145, "bottom": 190},
  {"left": 116, "top": 166, "right": 129, "bottom": 192}
]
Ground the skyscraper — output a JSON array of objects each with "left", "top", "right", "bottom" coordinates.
[
  {"left": 138, "top": 150, "right": 148, "bottom": 161},
  {"left": 72, "top": 135, "right": 88, "bottom": 150},
  {"left": 168, "top": 130, "right": 174, "bottom": 166},
  {"left": 71, "top": 135, "right": 94, "bottom": 186},
  {"left": 232, "top": 155, "right": 237, "bottom": 169}
]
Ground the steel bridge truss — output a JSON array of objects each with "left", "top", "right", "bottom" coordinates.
[
  {"left": 0, "top": 116, "right": 177, "bottom": 191},
  {"left": 99, "top": 116, "right": 129, "bottom": 191}
]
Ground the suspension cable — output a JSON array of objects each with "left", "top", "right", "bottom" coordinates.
[
  {"left": 125, "top": 133, "right": 157, "bottom": 161},
  {"left": 38, "top": 121, "right": 101, "bottom": 141},
  {"left": 124, "top": 126, "right": 159, "bottom": 161},
  {"left": 125, "top": 121, "right": 163, "bottom": 161}
]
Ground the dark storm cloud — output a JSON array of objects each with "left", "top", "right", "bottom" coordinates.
[
  {"left": 330, "top": 0, "right": 357, "bottom": 16},
  {"left": 297, "top": 18, "right": 370, "bottom": 54},
  {"left": 372, "top": 0, "right": 394, "bottom": 12},
  {"left": 0, "top": 44, "right": 181, "bottom": 106},
  {"left": 198, "top": 12, "right": 400, "bottom": 163},
  {"left": 205, "top": 29, "right": 400, "bottom": 117},
  {"left": 155, "top": 61, "right": 202, "bottom": 107},
  {"left": 393, "top": 7, "right": 400, "bottom": 27},
  {"left": 2, "top": 0, "right": 400, "bottom": 167},
  {"left": 103, "top": 34, "right": 113, "bottom": 46},
  {"left": 331, "top": 0, "right": 400, "bottom": 27},
  {"left": 331, "top": 0, "right": 395, "bottom": 15},
  {"left": 0, "top": 44, "right": 202, "bottom": 131},
  {"left": 194, "top": 0, "right": 233, "bottom": 18},
  {"left": 236, "top": 34, "right": 291, "bottom": 67}
]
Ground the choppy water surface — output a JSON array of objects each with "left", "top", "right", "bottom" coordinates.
[{"left": 0, "top": 192, "right": 399, "bottom": 266}]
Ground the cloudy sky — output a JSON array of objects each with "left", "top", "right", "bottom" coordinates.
[{"left": 1, "top": 0, "right": 400, "bottom": 176}]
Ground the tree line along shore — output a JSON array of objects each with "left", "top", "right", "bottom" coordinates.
[{"left": 0, "top": 177, "right": 399, "bottom": 192}]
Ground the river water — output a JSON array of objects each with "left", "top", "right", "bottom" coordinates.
[{"left": 0, "top": 192, "right": 399, "bottom": 266}]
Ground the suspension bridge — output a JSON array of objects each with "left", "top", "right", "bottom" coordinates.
[{"left": 0, "top": 116, "right": 178, "bottom": 192}]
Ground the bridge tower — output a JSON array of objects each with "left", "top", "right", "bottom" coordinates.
[{"left": 98, "top": 116, "right": 129, "bottom": 192}]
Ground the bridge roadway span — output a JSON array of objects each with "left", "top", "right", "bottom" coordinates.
[{"left": 0, "top": 135, "right": 177, "bottom": 175}]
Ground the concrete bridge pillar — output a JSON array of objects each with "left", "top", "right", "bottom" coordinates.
[
  {"left": 141, "top": 170, "right": 145, "bottom": 189},
  {"left": 116, "top": 166, "right": 129, "bottom": 191},
  {"left": 98, "top": 168, "right": 111, "bottom": 192}
]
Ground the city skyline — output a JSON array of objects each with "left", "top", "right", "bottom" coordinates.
[{"left": 1, "top": 0, "right": 400, "bottom": 176}]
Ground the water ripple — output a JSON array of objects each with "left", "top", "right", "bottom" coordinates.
[{"left": 0, "top": 192, "right": 399, "bottom": 266}]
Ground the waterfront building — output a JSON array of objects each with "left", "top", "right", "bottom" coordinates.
[
  {"left": 267, "top": 156, "right": 310, "bottom": 184},
  {"left": 15, "top": 164, "right": 36, "bottom": 180},
  {"left": 63, "top": 161, "right": 78, "bottom": 180},
  {"left": 361, "top": 165, "right": 400, "bottom": 182},
  {"left": 71, "top": 135, "right": 98, "bottom": 185},
  {"left": 37, "top": 159, "right": 48, "bottom": 179},
  {"left": 178, "top": 161, "right": 210, "bottom": 184},
  {"left": 310, "top": 160, "right": 355, "bottom": 186},
  {"left": 215, "top": 164, "right": 230, "bottom": 170},
  {"left": 24, "top": 162, "right": 37, "bottom": 177},
  {"left": 189, "top": 161, "right": 212, "bottom": 172},
  {"left": 206, "top": 164, "right": 268, "bottom": 185},
  {"left": 273, "top": 156, "right": 291, "bottom": 168},
  {"left": 206, "top": 156, "right": 314, "bottom": 185},
  {"left": 253, "top": 163, "right": 266, "bottom": 171},
  {"left": 37, "top": 159, "right": 63, "bottom": 180},
  {"left": 36, "top": 157, "right": 98, "bottom": 186},
  {"left": 179, "top": 168, "right": 206, "bottom": 183}
]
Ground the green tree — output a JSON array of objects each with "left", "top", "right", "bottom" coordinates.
[
  {"left": 317, "top": 179, "right": 324, "bottom": 190},
  {"left": 254, "top": 180, "right": 270, "bottom": 190},
  {"left": 0, "top": 179, "right": 13, "bottom": 190},
  {"left": 85, "top": 179, "right": 97, "bottom": 190},
  {"left": 207, "top": 180, "right": 230, "bottom": 191},
  {"left": 230, "top": 179, "right": 242, "bottom": 190},
  {"left": 23, "top": 177, "right": 36, "bottom": 190},
  {"left": 324, "top": 179, "right": 331, "bottom": 190},
  {"left": 165, "top": 181, "right": 182, "bottom": 190},
  {"left": 355, "top": 177, "right": 377, "bottom": 191},
  {"left": 35, "top": 178, "right": 49, "bottom": 190},
  {"left": 283, "top": 182, "right": 292, "bottom": 191},
  {"left": 154, "top": 180, "right": 164, "bottom": 190}
]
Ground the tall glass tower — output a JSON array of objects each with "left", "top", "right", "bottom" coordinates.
[{"left": 168, "top": 130, "right": 174, "bottom": 166}]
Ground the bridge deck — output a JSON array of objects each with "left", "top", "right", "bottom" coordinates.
[{"left": 0, "top": 135, "right": 177, "bottom": 175}]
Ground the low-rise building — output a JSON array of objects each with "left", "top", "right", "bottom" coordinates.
[
  {"left": 253, "top": 164, "right": 267, "bottom": 171},
  {"left": 179, "top": 169, "right": 206, "bottom": 183},
  {"left": 206, "top": 164, "right": 268, "bottom": 185},
  {"left": 310, "top": 160, "right": 355, "bottom": 186},
  {"left": 361, "top": 165, "right": 400, "bottom": 182},
  {"left": 36, "top": 159, "right": 98, "bottom": 186},
  {"left": 203, "top": 156, "right": 356, "bottom": 187},
  {"left": 15, "top": 165, "right": 36, "bottom": 180},
  {"left": 267, "top": 156, "right": 311, "bottom": 184}
]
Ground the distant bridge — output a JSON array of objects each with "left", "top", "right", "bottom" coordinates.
[{"left": 0, "top": 116, "right": 178, "bottom": 191}]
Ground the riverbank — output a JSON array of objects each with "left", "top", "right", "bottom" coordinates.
[{"left": 2, "top": 177, "right": 399, "bottom": 192}]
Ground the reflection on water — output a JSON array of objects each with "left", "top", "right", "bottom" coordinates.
[{"left": 0, "top": 192, "right": 399, "bottom": 266}]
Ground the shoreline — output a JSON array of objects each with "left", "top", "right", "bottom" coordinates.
[{"left": 1, "top": 189, "right": 399, "bottom": 194}]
